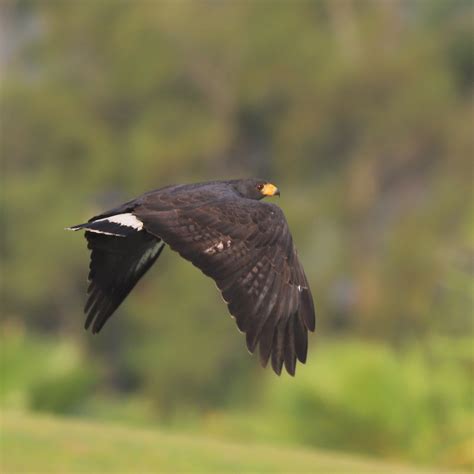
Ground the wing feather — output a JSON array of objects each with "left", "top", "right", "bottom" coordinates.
[
  {"left": 284, "top": 315, "right": 297, "bottom": 376},
  {"left": 135, "top": 197, "right": 315, "bottom": 375},
  {"left": 84, "top": 231, "right": 164, "bottom": 333}
]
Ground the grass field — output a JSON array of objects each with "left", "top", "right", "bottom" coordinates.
[{"left": 0, "top": 411, "right": 444, "bottom": 473}]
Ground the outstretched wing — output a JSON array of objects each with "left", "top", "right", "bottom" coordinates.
[
  {"left": 136, "top": 197, "right": 315, "bottom": 375},
  {"left": 84, "top": 231, "right": 164, "bottom": 333}
]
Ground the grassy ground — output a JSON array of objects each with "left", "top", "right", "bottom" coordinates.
[{"left": 1, "top": 411, "right": 442, "bottom": 473}]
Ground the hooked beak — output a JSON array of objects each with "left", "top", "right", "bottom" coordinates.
[{"left": 261, "top": 183, "right": 280, "bottom": 197}]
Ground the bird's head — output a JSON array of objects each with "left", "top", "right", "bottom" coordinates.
[{"left": 232, "top": 178, "right": 280, "bottom": 200}]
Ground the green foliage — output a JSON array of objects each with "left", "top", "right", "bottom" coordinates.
[
  {"left": 1, "top": 326, "right": 98, "bottom": 414},
  {"left": 1, "top": 0, "right": 472, "bottom": 470},
  {"left": 190, "top": 338, "right": 474, "bottom": 470},
  {"left": 2, "top": 331, "right": 471, "bottom": 469},
  {"left": 3, "top": 0, "right": 472, "bottom": 338},
  {"left": 261, "top": 339, "right": 473, "bottom": 468},
  {"left": 1, "top": 411, "right": 433, "bottom": 474}
]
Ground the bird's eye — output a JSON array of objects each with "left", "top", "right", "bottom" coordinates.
[{"left": 257, "top": 183, "right": 264, "bottom": 191}]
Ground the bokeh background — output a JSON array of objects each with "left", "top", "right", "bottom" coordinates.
[{"left": 1, "top": 0, "right": 473, "bottom": 472}]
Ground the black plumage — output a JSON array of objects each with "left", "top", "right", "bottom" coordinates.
[{"left": 68, "top": 179, "right": 316, "bottom": 375}]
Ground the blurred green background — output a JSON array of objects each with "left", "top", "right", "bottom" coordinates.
[{"left": 1, "top": 0, "right": 473, "bottom": 472}]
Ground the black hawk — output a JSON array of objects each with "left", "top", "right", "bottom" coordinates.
[{"left": 68, "top": 179, "right": 315, "bottom": 375}]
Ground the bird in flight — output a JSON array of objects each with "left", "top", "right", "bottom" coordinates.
[{"left": 67, "top": 179, "right": 315, "bottom": 375}]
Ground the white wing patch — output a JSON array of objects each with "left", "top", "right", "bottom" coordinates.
[
  {"left": 95, "top": 213, "right": 144, "bottom": 231},
  {"left": 66, "top": 213, "right": 144, "bottom": 236},
  {"left": 204, "top": 239, "right": 232, "bottom": 255}
]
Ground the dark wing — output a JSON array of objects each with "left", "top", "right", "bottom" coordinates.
[
  {"left": 136, "top": 197, "right": 315, "bottom": 375},
  {"left": 84, "top": 231, "right": 164, "bottom": 333}
]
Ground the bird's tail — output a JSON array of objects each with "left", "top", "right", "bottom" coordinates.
[{"left": 66, "top": 213, "right": 144, "bottom": 237}]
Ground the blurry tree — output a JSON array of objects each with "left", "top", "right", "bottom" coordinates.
[{"left": 1, "top": 0, "right": 472, "bottom": 467}]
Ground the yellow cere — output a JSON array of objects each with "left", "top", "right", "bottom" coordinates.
[{"left": 261, "top": 183, "right": 279, "bottom": 196}]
